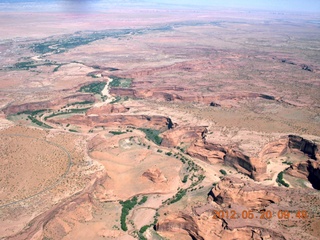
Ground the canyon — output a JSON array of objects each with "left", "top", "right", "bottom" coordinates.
[{"left": 0, "top": 3, "right": 320, "bottom": 240}]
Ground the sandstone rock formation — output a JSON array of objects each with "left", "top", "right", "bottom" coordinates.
[
  {"left": 259, "top": 137, "right": 289, "bottom": 160},
  {"left": 259, "top": 135, "right": 320, "bottom": 189},
  {"left": 221, "top": 228, "right": 285, "bottom": 240},
  {"left": 187, "top": 140, "right": 267, "bottom": 181},
  {"left": 187, "top": 139, "right": 226, "bottom": 164},
  {"left": 260, "top": 135, "right": 319, "bottom": 160},
  {"left": 224, "top": 149, "right": 267, "bottom": 182},
  {"left": 156, "top": 212, "right": 287, "bottom": 240},
  {"left": 2, "top": 93, "right": 95, "bottom": 115},
  {"left": 187, "top": 134, "right": 319, "bottom": 182},
  {"left": 288, "top": 135, "right": 319, "bottom": 160},
  {"left": 155, "top": 213, "right": 204, "bottom": 240},
  {"left": 110, "top": 87, "right": 276, "bottom": 106},
  {"left": 161, "top": 126, "right": 207, "bottom": 148},
  {"left": 156, "top": 175, "right": 319, "bottom": 240},
  {"left": 109, "top": 88, "right": 136, "bottom": 98},
  {"left": 286, "top": 160, "right": 320, "bottom": 190},
  {"left": 86, "top": 104, "right": 129, "bottom": 115},
  {"left": 307, "top": 160, "right": 320, "bottom": 190},
  {"left": 210, "top": 177, "right": 281, "bottom": 209},
  {"left": 49, "top": 114, "right": 173, "bottom": 131},
  {"left": 286, "top": 161, "right": 309, "bottom": 180},
  {"left": 156, "top": 207, "right": 288, "bottom": 240},
  {"left": 142, "top": 168, "right": 167, "bottom": 183}
]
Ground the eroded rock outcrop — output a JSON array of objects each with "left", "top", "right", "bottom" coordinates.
[
  {"left": 288, "top": 135, "right": 319, "bottom": 160},
  {"left": 224, "top": 149, "right": 267, "bottom": 182},
  {"left": 142, "top": 168, "right": 167, "bottom": 183},
  {"left": 86, "top": 104, "right": 129, "bottom": 115},
  {"left": 187, "top": 139, "right": 226, "bottom": 164},
  {"left": 3, "top": 93, "right": 95, "bottom": 115},
  {"left": 49, "top": 114, "right": 173, "bottom": 131},
  {"left": 187, "top": 140, "right": 267, "bottom": 181},
  {"left": 262, "top": 134, "right": 319, "bottom": 156},
  {"left": 156, "top": 175, "right": 319, "bottom": 240},
  {"left": 155, "top": 213, "right": 204, "bottom": 240},
  {"left": 110, "top": 87, "right": 276, "bottom": 105},
  {"left": 5, "top": 165, "right": 107, "bottom": 240},
  {"left": 109, "top": 88, "right": 136, "bottom": 98},
  {"left": 259, "top": 137, "right": 288, "bottom": 160},
  {"left": 187, "top": 134, "right": 319, "bottom": 182},
  {"left": 286, "top": 161, "right": 309, "bottom": 180},
  {"left": 307, "top": 160, "right": 320, "bottom": 190},
  {"left": 110, "top": 87, "right": 185, "bottom": 102},
  {"left": 211, "top": 177, "right": 281, "bottom": 208},
  {"left": 161, "top": 126, "right": 207, "bottom": 147},
  {"left": 260, "top": 135, "right": 320, "bottom": 189},
  {"left": 287, "top": 160, "right": 320, "bottom": 190},
  {"left": 156, "top": 207, "right": 286, "bottom": 240},
  {"left": 260, "top": 135, "right": 319, "bottom": 160}
]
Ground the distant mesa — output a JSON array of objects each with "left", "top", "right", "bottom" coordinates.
[{"left": 110, "top": 87, "right": 277, "bottom": 105}]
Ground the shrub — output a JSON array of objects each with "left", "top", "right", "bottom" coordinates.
[
  {"left": 138, "top": 196, "right": 148, "bottom": 205},
  {"left": 282, "top": 161, "right": 293, "bottom": 165},
  {"left": 17, "top": 109, "right": 46, "bottom": 116},
  {"left": 220, "top": 169, "right": 227, "bottom": 175},
  {"left": 138, "top": 128, "right": 162, "bottom": 145},
  {"left": 139, "top": 225, "right": 150, "bottom": 234},
  {"left": 168, "top": 189, "right": 187, "bottom": 204},
  {"left": 276, "top": 171, "right": 289, "bottom": 187},
  {"left": 109, "top": 131, "right": 126, "bottom": 135},
  {"left": 120, "top": 196, "right": 138, "bottom": 231},
  {"left": 110, "top": 96, "right": 122, "bottom": 104},
  {"left": 109, "top": 76, "right": 132, "bottom": 88},
  {"left": 79, "top": 81, "right": 106, "bottom": 94},
  {"left": 28, "top": 116, "right": 53, "bottom": 129},
  {"left": 182, "top": 175, "right": 188, "bottom": 183}
]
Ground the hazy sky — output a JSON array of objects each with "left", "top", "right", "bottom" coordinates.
[
  {"left": 0, "top": 0, "right": 319, "bottom": 13},
  {"left": 154, "top": 0, "right": 320, "bottom": 12}
]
